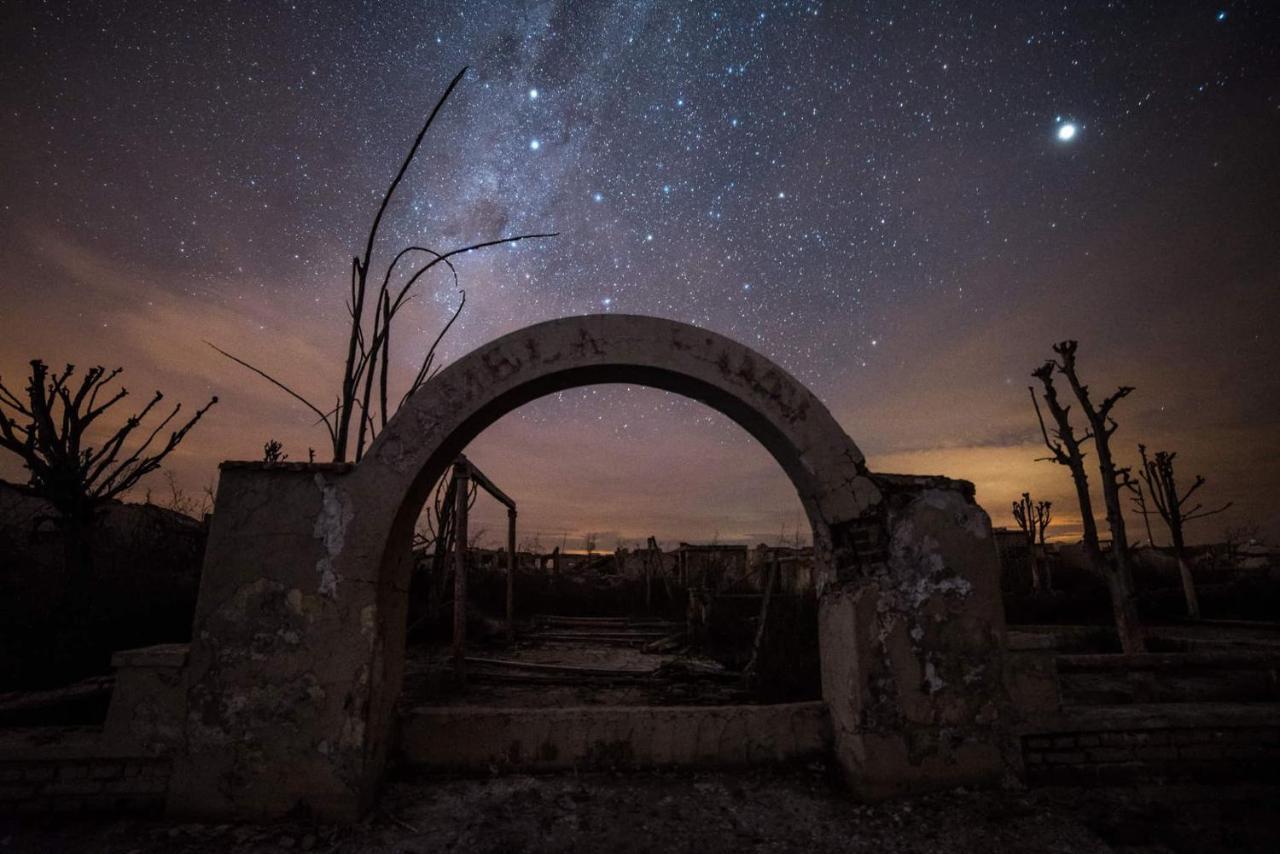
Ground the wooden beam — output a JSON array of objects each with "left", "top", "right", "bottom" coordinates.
[{"left": 457, "top": 452, "right": 515, "bottom": 509}]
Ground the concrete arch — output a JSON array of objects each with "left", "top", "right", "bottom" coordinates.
[
  {"left": 352, "top": 314, "right": 881, "bottom": 599},
  {"left": 168, "top": 314, "right": 1009, "bottom": 821}
]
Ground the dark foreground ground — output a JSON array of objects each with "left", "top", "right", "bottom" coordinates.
[{"left": 2, "top": 767, "right": 1277, "bottom": 854}]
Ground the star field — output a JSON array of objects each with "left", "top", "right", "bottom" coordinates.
[{"left": 1, "top": 1, "right": 1278, "bottom": 545}]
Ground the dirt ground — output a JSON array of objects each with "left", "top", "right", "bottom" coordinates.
[
  {"left": 401, "top": 636, "right": 750, "bottom": 708},
  {"left": 3, "top": 767, "right": 1277, "bottom": 854}
]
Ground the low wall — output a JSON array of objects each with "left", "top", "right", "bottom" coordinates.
[
  {"left": 1056, "top": 651, "right": 1280, "bottom": 705},
  {"left": 1023, "top": 704, "right": 1280, "bottom": 785},
  {"left": 399, "top": 701, "right": 830, "bottom": 771},
  {"left": 0, "top": 727, "right": 170, "bottom": 813}
]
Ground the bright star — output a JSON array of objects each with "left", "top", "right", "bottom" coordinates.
[
  {"left": 1056, "top": 122, "right": 1077, "bottom": 142},
  {"left": 592, "top": 192, "right": 604, "bottom": 203},
  {"left": 529, "top": 88, "right": 539, "bottom": 99},
  {"left": 1216, "top": 10, "right": 1227, "bottom": 21},
  {"left": 529, "top": 139, "right": 540, "bottom": 151}
]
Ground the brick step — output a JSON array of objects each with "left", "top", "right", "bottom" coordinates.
[{"left": 1022, "top": 702, "right": 1280, "bottom": 786}]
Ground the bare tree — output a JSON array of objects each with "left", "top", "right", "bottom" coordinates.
[
  {"left": 0, "top": 360, "right": 216, "bottom": 582},
  {"left": 1012, "top": 493, "right": 1053, "bottom": 592},
  {"left": 262, "top": 439, "right": 287, "bottom": 463},
  {"left": 1128, "top": 480, "right": 1160, "bottom": 548},
  {"left": 1031, "top": 344, "right": 1144, "bottom": 653},
  {"left": 1035, "top": 499, "right": 1053, "bottom": 548},
  {"left": 1011, "top": 493, "right": 1038, "bottom": 589},
  {"left": 1134, "top": 444, "right": 1232, "bottom": 619},
  {"left": 154, "top": 470, "right": 211, "bottom": 520},
  {"left": 211, "top": 67, "right": 555, "bottom": 462}
]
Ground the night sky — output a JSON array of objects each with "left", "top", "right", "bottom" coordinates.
[{"left": 2, "top": 2, "right": 1278, "bottom": 548}]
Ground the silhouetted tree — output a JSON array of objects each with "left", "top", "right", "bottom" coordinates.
[
  {"left": 1134, "top": 444, "right": 1232, "bottom": 619},
  {"left": 262, "top": 439, "right": 287, "bottom": 463},
  {"left": 1013, "top": 493, "right": 1054, "bottom": 592},
  {"left": 0, "top": 360, "right": 216, "bottom": 585},
  {"left": 210, "top": 67, "right": 554, "bottom": 463},
  {"left": 1128, "top": 479, "right": 1160, "bottom": 548},
  {"left": 1031, "top": 342, "right": 1144, "bottom": 652},
  {"left": 411, "top": 466, "right": 480, "bottom": 629},
  {"left": 1034, "top": 498, "right": 1053, "bottom": 590}
]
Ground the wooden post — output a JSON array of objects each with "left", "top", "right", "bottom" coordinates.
[
  {"left": 644, "top": 536, "right": 659, "bottom": 612},
  {"left": 745, "top": 554, "right": 780, "bottom": 682},
  {"left": 452, "top": 461, "right": 470, "bottom": 683},
  {"left": 506, "top": 507, "right": 517, "bottom": 642}
]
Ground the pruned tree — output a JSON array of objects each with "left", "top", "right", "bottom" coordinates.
[
  {"left": 1012, "top": 493, "right": 1053, "bottom": 592},
  {"left": 0, "top": 360, "right": 216, "bottom": 583},
  {"left": 1128, "top": 479, "right": 1160, "bottom": 548},
  {"left": 211, "top": 67, "right": 555, "bottom": 463},
  {"left": 1052, "top": 340, "right": 1138, "bottom": 565},
  {"left": 1011, "top": 493, "right": 1038, "bottom": 588},
  {"left": 1031, "top": 342, "right": 1144, "bottom": 652},
  {"left": 1133, "top": 444, "right": 1232, "bottom": 619},
  {"left": 1036, "top": 499, "right": 1053, "bottom": 549}
]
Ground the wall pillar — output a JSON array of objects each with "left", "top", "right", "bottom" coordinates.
[
  {"left": 819, "top": 475, "right": 1009, "bottom": 797},
  {"left": 166, "top": 461, "right": 379, "bottom": 821}
]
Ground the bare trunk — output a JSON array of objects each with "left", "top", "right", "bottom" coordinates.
[
  {"left": 1176, "top": 556, "right": 1201, "bottom": 619},
  {"left": 1069, "top": 460, "right": 1144, "bottom": 652},
  {"left": 58, "top": 507, "right": 95, "bottom": 611},
  {"left": 451, "top": 466, "right": 470, "bottom": 684},
  {"left": 1102, "top": 567, "right": 1146, "bottom": 654},
  {"left": 1172, "top": 529, "right": 1201, "bottom": 619}
]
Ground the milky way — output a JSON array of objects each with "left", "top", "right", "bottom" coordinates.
[{"left": 2, "top": 2, "right": 1278, "bottom": 546}]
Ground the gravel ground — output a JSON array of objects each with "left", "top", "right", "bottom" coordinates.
[{"left": 1, "top": 768, "right": 1276, "bottom": 853}]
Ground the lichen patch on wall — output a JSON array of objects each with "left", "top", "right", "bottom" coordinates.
[{"left": 313, "top": 474, "right": 354, "bottom": 598}]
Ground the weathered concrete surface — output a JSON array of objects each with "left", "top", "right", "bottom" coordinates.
[
  {"left": 820, "top": 474, "right": 1009, "bottom": 798},
  {"left": 166, "top": 461, "right": 375, "bottom": 821},
  {"left": 102, "top": 644, "right": 189, "bottom": 757},
  {"left": 399, "top": 702, "right": 831, "bottom": 771},
  {"left": 166, "top": 315, "right": 1010, "bottom": 819}
]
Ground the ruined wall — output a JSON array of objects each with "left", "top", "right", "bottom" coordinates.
[
  {"left": 0, "top": 729, "right": 169, "bottom": 814},
  {"left": 1022, "top": 704, "right": 1280, "bottom": 785},
  {"left": 819, "top": 474, "right": 1008, "bottom": 797},
  {"left": 165, "top": 461, "right": 382, "bottom": 821},
  {"left": 155, "top": 316, "right": 1014, "bottom": 820},
  {"left": 400, "top": 702, "right": 830, "bottom": 771}
]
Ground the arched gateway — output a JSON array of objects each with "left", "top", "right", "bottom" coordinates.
[{"left": 157, "top": 315, "right": 1009, "bottom": 820}]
